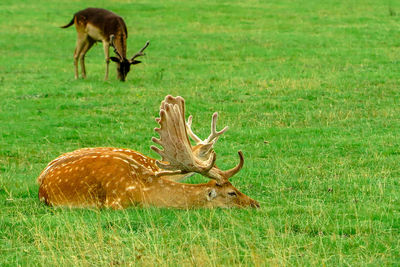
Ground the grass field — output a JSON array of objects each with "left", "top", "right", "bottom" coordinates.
[{"left": 1, "top": 0, "right": 400, "bottom": 265}]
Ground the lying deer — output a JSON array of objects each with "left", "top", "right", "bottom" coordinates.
[
  {"left": 37, "top": 96, "right": 259, "bottom": 209},
  {"left": 61, "top": 7, "right": 149, "bottom": 81}
]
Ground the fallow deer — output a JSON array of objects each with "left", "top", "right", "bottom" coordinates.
[
  {"left": 37, "top": 96, "right": 260, "bottom": 209},
  {"left": 61, "top": 7, "right": 149, "bottom": 81}
]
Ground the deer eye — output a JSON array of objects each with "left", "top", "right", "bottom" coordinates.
[{"left": 228, "top": 191, "right": 237, "bottom": 197}]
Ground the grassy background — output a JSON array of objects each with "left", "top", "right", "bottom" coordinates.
[{"left": 1, "top": 0, "right": 400, "bottom": 265}]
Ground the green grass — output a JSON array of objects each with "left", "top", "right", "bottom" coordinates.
[{"left": 1, "top": 0, "right": 400, "bottom": 265}]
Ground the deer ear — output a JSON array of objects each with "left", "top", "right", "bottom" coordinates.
[
  {"left": 110, "top": 57, "right": 120, "bottom": 63},
  {"left": 206, "top": 188, "right": 217, "bottom": 201},
  {"left": 130, "top": 60, "right": 142, "bottom": 65}
]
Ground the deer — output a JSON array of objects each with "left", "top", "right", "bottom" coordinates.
[
  {"left": 37, "top": 95, "right": 260, "bottom": 209},
  {"left": 61, "top": 7, "right": 149, "bottom": 81}
]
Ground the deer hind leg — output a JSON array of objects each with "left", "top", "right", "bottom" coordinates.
[
  {"left": 102, "top": 41, "right": 110, "bottom": 81},
  {"left": 73, "top": 33, "right": 88, "bottom": 79},
  {"left": 79, "top": 39, "right": 95, "bottom": 79}
]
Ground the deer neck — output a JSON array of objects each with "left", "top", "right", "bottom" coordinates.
[
  {"left": 138, "top": 178, "right": 213, "bottom": 208},
  {"left": 113, "top": 33, "right": 127, "bottom": 59}
]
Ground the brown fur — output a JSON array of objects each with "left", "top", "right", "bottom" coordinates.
[{"left": 62, "top": 8, "right": 147, "bottom": 81}]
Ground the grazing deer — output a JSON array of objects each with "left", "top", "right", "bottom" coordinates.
[
  {"left": 61, "top": 7, "right": 149, "bottom": 81},
  {"left": 37, "top": 96, "right": 260, "bottom": 209}
]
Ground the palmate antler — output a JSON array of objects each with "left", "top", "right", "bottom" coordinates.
[
  {"left": 151, "top": 95, "right": 244, "bottom": 184},
  {"left": 151, "top": 96, "right": 216, "bottom": 173}
]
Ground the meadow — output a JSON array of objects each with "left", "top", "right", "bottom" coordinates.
[{"left": 1, "top": 0, "right": 400, "bottom": 265}]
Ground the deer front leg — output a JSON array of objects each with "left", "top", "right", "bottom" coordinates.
[{"left": 103, "top": 41, "right": 110, "bottom": 81}]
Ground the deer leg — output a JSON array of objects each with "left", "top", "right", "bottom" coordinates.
[
  {"left": 104, "top": 195, "right": 124, "bottom": 210},
  {"left": 102, "top": 41, "right": 110, "bottom": 81},
  {"left": 73, "top": 47, "right": 81, "bottom": 79},
  {"left": 73, "top": 33, "right": 87, "bottom": 79},
  {"left": 79, "top": 40, "right": 94, "bottom": 79}
]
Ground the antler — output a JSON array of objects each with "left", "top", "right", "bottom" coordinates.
[
  {"left": 221, "top": 151, "right": 244, "bottom": 179},
  {"left": 151, "top": 96, "right": 244, "bottom": 185},
  {"left": 130, "top": 41, "right": 150, "bottom": 61},
  {"left": 151, "top": 96, "right": 216, "bottom": 175},
  {"left": 205, "top": 112, "right": 229, "bottom": 144},
  {"left": 110, "top": 35, "right": 123, "bottom": 60},
  {"left": 185, "top": 112, "right": 229, "bottom": 145},
  {"left": 186, "top": 115, "right": 203, "bottom": 144}
]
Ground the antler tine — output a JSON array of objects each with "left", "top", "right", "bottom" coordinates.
[
  {"left": 131, "top": 41, "right": 150, "bottom": 61},
  {"left": 204, "top": 112, "right": 229, "bottom": 144},
  {"left": 186, "top": 115, "right": 203, "bottom": 144},
  {"left": 110, "top": 35, "right": 123, "bottom": 60},
  {"left": 221, "top": 151, "right": 244, "bottom": 179},
  {"left": 186, "top": 112, "right": 229, "bottom": 145}
]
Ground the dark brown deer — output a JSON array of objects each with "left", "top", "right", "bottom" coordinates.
[
  {"left": 61, "top": 7, "right": 149, "bottom": 81},
  {"left": 37, "top": 96, "right": 260, "bottom": 209}
]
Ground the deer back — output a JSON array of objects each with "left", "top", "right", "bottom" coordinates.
[
  {"left": 38, "top": 148, "right": 157, "bottom": 208},
  {"left": 74, "top": 8, "right": 128, "bottom": 54}
]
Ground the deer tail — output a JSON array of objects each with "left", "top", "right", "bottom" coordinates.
[{"left": 60, "top": 17, "right": 75, "bottom": 28}]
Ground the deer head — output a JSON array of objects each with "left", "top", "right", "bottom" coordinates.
[
  {"left": 151, "top": 95, "right": 260, "bottom": 208},
  {"left": 110, "top": 35, "right": 149, "bottom": 81}
]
